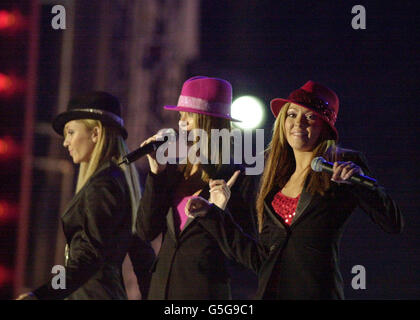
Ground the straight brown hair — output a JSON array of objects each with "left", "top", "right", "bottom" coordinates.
[{"left": 180, "top": 111, "right": 232, "bottom": 183}]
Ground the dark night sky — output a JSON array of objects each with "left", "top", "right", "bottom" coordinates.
[{"left": 194, "top": 0, "right": 420, "bottom": 298}]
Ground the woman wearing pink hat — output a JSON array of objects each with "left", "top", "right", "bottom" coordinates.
[
  {"left": 187, "top": 81, "right": 403, "bottom": 299},
  {"left": 136, "top": 76, "right": 257, "bottom": 299}
]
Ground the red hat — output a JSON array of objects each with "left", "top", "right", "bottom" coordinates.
[
  {"left": 164, "top": 76, "right": 240, "bottom": 122},
  {"left": 270, "top": 81, "right": 339, "bottom": 140}
]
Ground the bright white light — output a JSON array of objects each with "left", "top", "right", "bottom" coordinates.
[{"left": 231, "top": 96, "right": 264, "bottom": 129}]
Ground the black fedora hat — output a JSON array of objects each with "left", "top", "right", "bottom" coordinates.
[{"left": 52, "top": 91, "right": 128, "bottom": 139}]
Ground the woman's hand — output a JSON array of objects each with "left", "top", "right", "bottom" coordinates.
[
  {"left": 209, "top": 170, "right": 241, "bottom": 210},
  {"left": 184, "top": 170, "right": 241, "bottom": 219},
  {"left": 140, "top": 134, "right": 167, "bottom": 174},
  {"left": 185, "top": 196, "right": 211, "bottom": 219},
  {"left": 331, "top": 161, "right": 364, "bottom": 184},
  {"left": 15, "top": 292, "right": 37, "bottom": 300}
]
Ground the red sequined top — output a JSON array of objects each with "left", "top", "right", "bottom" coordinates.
[{"left": 271, "top": 191, "right": 300, "bottom": 225}]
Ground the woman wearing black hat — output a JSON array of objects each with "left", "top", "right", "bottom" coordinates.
[
  {"left": 16, "top": 91, "right": 154, "bottom": 300},
  {"left": 186, "top": 81, "right": 403, "bottom": 299}
]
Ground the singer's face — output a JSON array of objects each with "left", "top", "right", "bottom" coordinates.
[
  {"left": 284, "top": 104, "right": 324, "bottom": 152},
  {"left": 63, "top": 120, "right": 97, "bottom": 164},
  {"left": 179, "top": 112, "right": 196, "bottom": 132}
]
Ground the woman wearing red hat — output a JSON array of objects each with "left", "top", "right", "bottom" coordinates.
[
  {"left": 16, "top": 91, "right": 155, "bottom": 300},
  {"left": 136, "top": 76, "right": 257, "bottom": 299},
  {"left": 187, "top": 81, "right": 403, "bottom": 299}
]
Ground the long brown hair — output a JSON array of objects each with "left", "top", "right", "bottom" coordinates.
[
  {"left": 180, "top": 111, "right": 231, "bottom": 182},
  {"left": 256, "top": 103, "right": 338, "bottom": 232}
]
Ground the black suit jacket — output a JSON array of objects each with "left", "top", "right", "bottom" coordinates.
[
  {"left": 33, "top": 161, "right": 154, "bottom": 300},
  {"left": 197, "top": 150, "right": 403, "bottom": 299},
  {"left": 136, "top": 164, "right": 257, "bottom": 299}
]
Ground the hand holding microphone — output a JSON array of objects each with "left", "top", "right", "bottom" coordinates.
[
  {"left": 311, "top": 157, "right": 377, "bottom": 190},
  {"left": 140, "top": 134, "right": 167, "bottom": 175},
  {"left": 119, "top": 128, "right": 177, "bottom": 175}
]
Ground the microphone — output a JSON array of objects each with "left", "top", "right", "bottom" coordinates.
[
  {"left": 119, "top": 128, "right": 177, "bottom": 165},
  {"left": 311, "top": 156, "right": 377, "bottom": 190}
]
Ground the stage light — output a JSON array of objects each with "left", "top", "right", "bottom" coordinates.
[
  {"left": 0, "top": 73, "right": 14, "bottom": 93},
  {"left": 231, "top": 95, "right": 265, "bottom": 129},
  {"left": 0, "top": 10, "right": 14, "bottom": 29},
  {"left": 0, "top": 200, "right": 18, "bottom": 223},
  {"left": 0, "top": 73, "right": 23, "bottom": 97},
  {"left": 0, "top": 138, "right": 9, "bottom": 155},
  {"left": 0, "top": 10, "right": 24, "bottom": 32},
  {"left": 0, "top": 201, "right": 8, "bottom": 220},
  {"left": 0, "top": 136, "right": 20, "bottom": 159},
  {"left": 0, "top": 265, "right": 12, "bottom": 287}
]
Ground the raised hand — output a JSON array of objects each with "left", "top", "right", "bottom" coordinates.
[
  {"left": 185, "top": 196, "right": 211, "bottom": 219},
  {"left": 209, "top": 170, "right": 241, "bottom": 210}
]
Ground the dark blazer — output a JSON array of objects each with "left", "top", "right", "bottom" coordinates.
[
  {"left": 136, "top": 164, "right": 257, "bottom": 300},
  {"left": 197, "top": 150, "right": 403, "bottom": 299},
  {"left": 33, "top": 161, "right": 154, "bottom": 300}
]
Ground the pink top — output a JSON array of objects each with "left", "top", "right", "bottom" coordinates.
[
  {"left": 175, "top": 196, "right": 194, "bottom": 230},
  {"left": 172, "top": 171, "right": 206, "bottom": 232},
  {"left": 271, "top": 191, "right": 300, "bottom": 225}
]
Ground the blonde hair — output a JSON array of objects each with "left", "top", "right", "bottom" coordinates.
[
  {"left": 180, "top": 111, "right": 231, "bottom": 182},
  {"left": 70, "top": 119, "right": 141, "bottom": 233},
  {"left": 256, "top": 103, "right": 338, "bottom": 232}
]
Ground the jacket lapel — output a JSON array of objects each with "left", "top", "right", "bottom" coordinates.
[
  {"left": 60, "top": 190, "right": 82, "bottom": 220},
  {"left": 291, "top": 187, "right": 312, "bottom": 225},
  {"left": 264, "top": 200, "right": 287, "bottom": 231},
  {"left": 290, "top": 183, "right": 322, "bottom": 228},
  {"left": 168, "top": 205, "right": 198, "bottom": 239},
  {"left": 163, "top": 166, "right": 185, "bottom": 241},
  {"left": 61, "top": 161, "right": 112, "bottom": 220},
  {"left": 166, "top": 207, "right": 178, "bottom": 243},
  {"left": 180, "top": 216, "right": 195, "bottom": 235}
]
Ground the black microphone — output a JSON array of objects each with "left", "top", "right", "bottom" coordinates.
[
  {"left": 119, "top": 128, "right": 177, "bottom": 165},
  {"left": 311, "top": 156, "right": 377, "bottom": 190}
]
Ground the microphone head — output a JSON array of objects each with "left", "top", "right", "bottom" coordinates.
[{"left": 311, "top": 157, "right": 325, "bottom": 172}]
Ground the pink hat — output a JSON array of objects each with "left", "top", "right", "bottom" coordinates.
[
  {"left": 270, "top": 80, "right": 339, "bottom": 140},
  {"left": 164, "top": 76, "right": 240, "bottom": 122}
]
